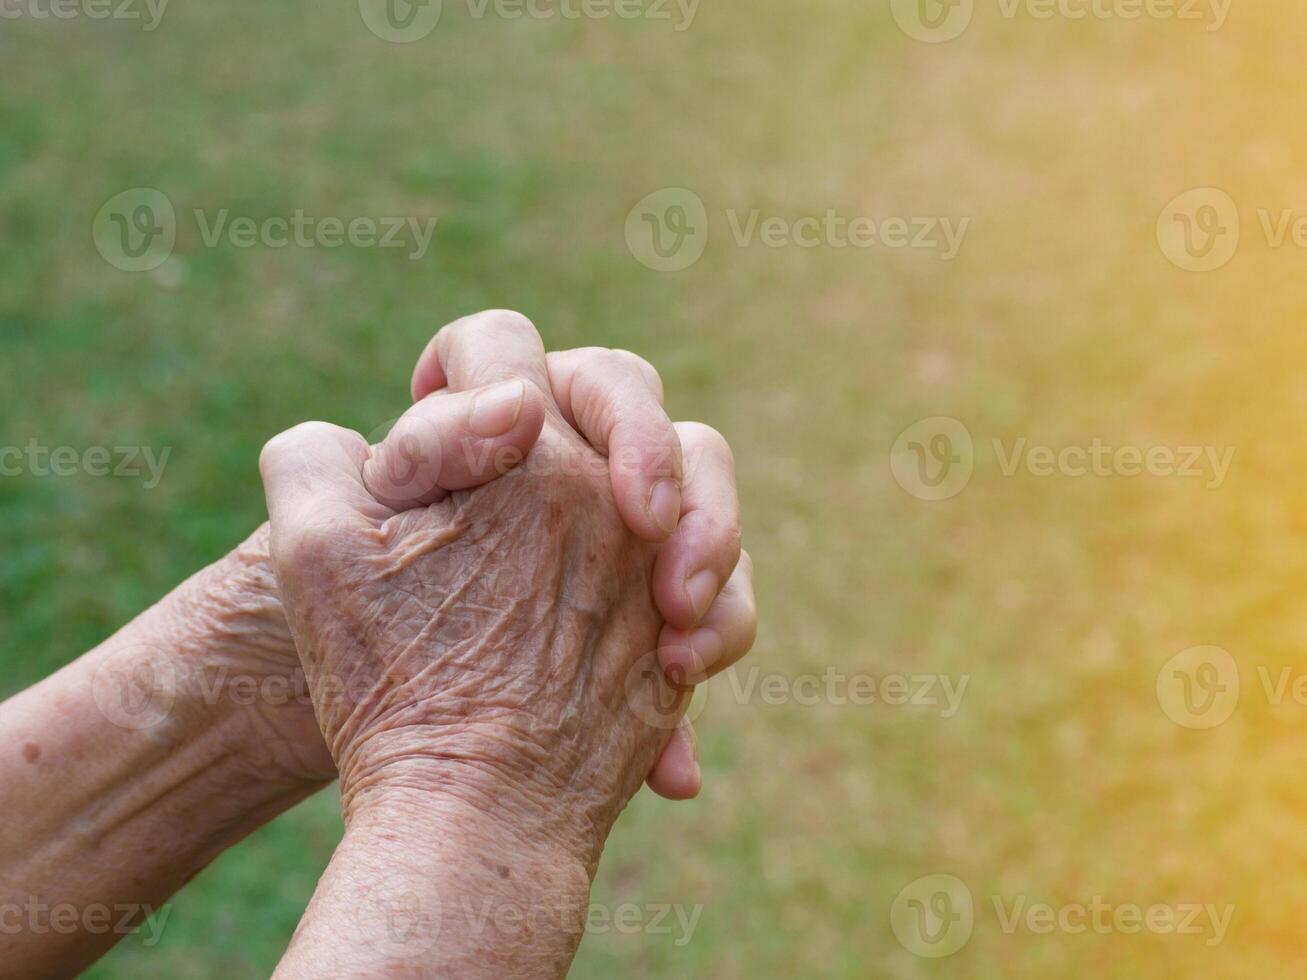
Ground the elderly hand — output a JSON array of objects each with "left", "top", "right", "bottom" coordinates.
[
  {"left": 262, "top": 311, "right": 754, "bottom": 844},
  {"left": 249, "top": 311, "right": 756, "bottom": 797},
  {"left": 263, "top": 312, "right": 753, "bottom": 977},
  {"left": 402, "top": 312, "right": 757, "bottom": 798}
]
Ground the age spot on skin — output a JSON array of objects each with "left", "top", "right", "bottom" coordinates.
[
  {"left": 479, "top": 855, "right": 513, "bottom": 879},
  {"left": 22, "top": 742, "right": 40, "bottom": 764}
]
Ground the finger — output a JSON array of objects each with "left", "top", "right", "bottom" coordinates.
[
  {"left": 259, "top": 421, "right": 380, "bottom": 558},
  {"left": 361, "top": 380, "right": 547, "bottom": 510},
  {"left": 645, "top": 717, "right": 701, "bottom": 801},
  {"left": 653, "top": 422, "right": 742, "bottom": 630},
  {"left": 411, "top": 309, "right": 552, "bottom": 400},
  {"left": 547, "top": 348, "right": 683, "bottom": 542},
  {"left": 659, "top": 551, "right": 756, "bottom": 681}
]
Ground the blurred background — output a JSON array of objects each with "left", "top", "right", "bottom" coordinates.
[{"left": 4, "top": 0, "right": 1307, "bottom": 976}]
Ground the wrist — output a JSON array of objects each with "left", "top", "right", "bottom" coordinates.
[
  {"left": 353, "top": 778, "right": 596, "bottom": 866},
  {"left": 184, "top": 522, "right": 297, "bottom": 665},
  {"left": 277, "top": 790, "right": 593, "bottom": 979},
  {"left": 114, "top": 524, "right": 333, "bottom": 787},
  {"left": 337, "top": 731, "right": 607, "bottom": 874}
]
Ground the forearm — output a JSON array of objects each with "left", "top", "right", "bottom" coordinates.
[
  {"left": 274, "top": 791, "right": 593, "bottom": 980},
  {"left": 0, "top": 527, "right": 329, "bottom": 978}
]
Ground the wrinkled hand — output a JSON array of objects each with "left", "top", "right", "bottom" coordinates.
[
  {"left": 402, "top": 312, "right": 757, "bottom": 799},
  {"left": 260, "top": 312, "right": 752, "bottom": 866},
  {"left": 220, "top": 313, "right": 756, "bottom": 801}
]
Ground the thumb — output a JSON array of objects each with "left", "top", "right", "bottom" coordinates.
[
  {"left": 361, "top": 378, "right": 546, "bottom": 511},
  {"left": 259, "top": 421, "right": 378, "bottom": 565}
]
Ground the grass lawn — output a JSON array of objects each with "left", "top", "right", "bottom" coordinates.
[{"left": 5, "top": 1, "right": 1307, "bottom": 976}]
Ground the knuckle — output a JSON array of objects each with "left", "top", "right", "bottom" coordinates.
[
  {"left": 568, "top": 345, "right": 610, "bottom": 363},
  {"left": 475, "top": 308, "right": 538, "bottom": 337},
  {"left": 722, "top": 521, "right": 744, "bottom": 564},
  {"left": 440, "top": 309, "right": 538, "bottom": 350},
  {"left": 259, "top": 421, "right": 332, "bottom": 470},
  {"left": 576, "top": 348, "right": 662, "bottom": 400},
  {"left": 731, "top": 552, "right": 758, "bottom": 645},
  {"left": 677, "top": 421, "right": 735, "bottom": 467},
  {"left": 738, "top": 604, "right": 758, "bottom": 651},
  {"left": 577, "top": 350, "right": 635, "bottom": 390},
  {"left": 294, "top": 419, "right": 345, "bottom": 440},
  {"left": 258, "top": 435, "right": 289, "bottom": 473},
  {"left": 691, "top": 510, "right": 742, "bottom": 566},
  {"left": 724, "top": 584, "right": 758, "bottom": 643},
  {"left": 565, "top": 351, "right": 672, "bottom": 453},
  {"left": 611, "top": 348, "right": 664, "bottom": 399}
]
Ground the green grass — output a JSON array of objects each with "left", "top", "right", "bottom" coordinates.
[{"left": 5, "top": 1, "right": 1307, "bottom": 976}]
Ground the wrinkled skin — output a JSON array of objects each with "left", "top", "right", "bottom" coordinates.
[
  {"left": 267, "top": 417, "right": 687, "bottom": 868},
  {"left": 193, "top": 523, "right": 339, "bottom": 783}
]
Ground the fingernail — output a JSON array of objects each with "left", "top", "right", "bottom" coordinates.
[
  {"left": 470, "top": 381, "right": 525, "bottom": 438},
  {"left": 685, "top": 569, "right": 718, "bottom": 624},
  {"left": 689, "top": 627, "right": 723, "bottom": 673},
  {"left": 649, "top": 479, "right": 681, "bottom": 536},
  {"left": 678, "top": 717, "right": 702, "bottom": 783}
]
